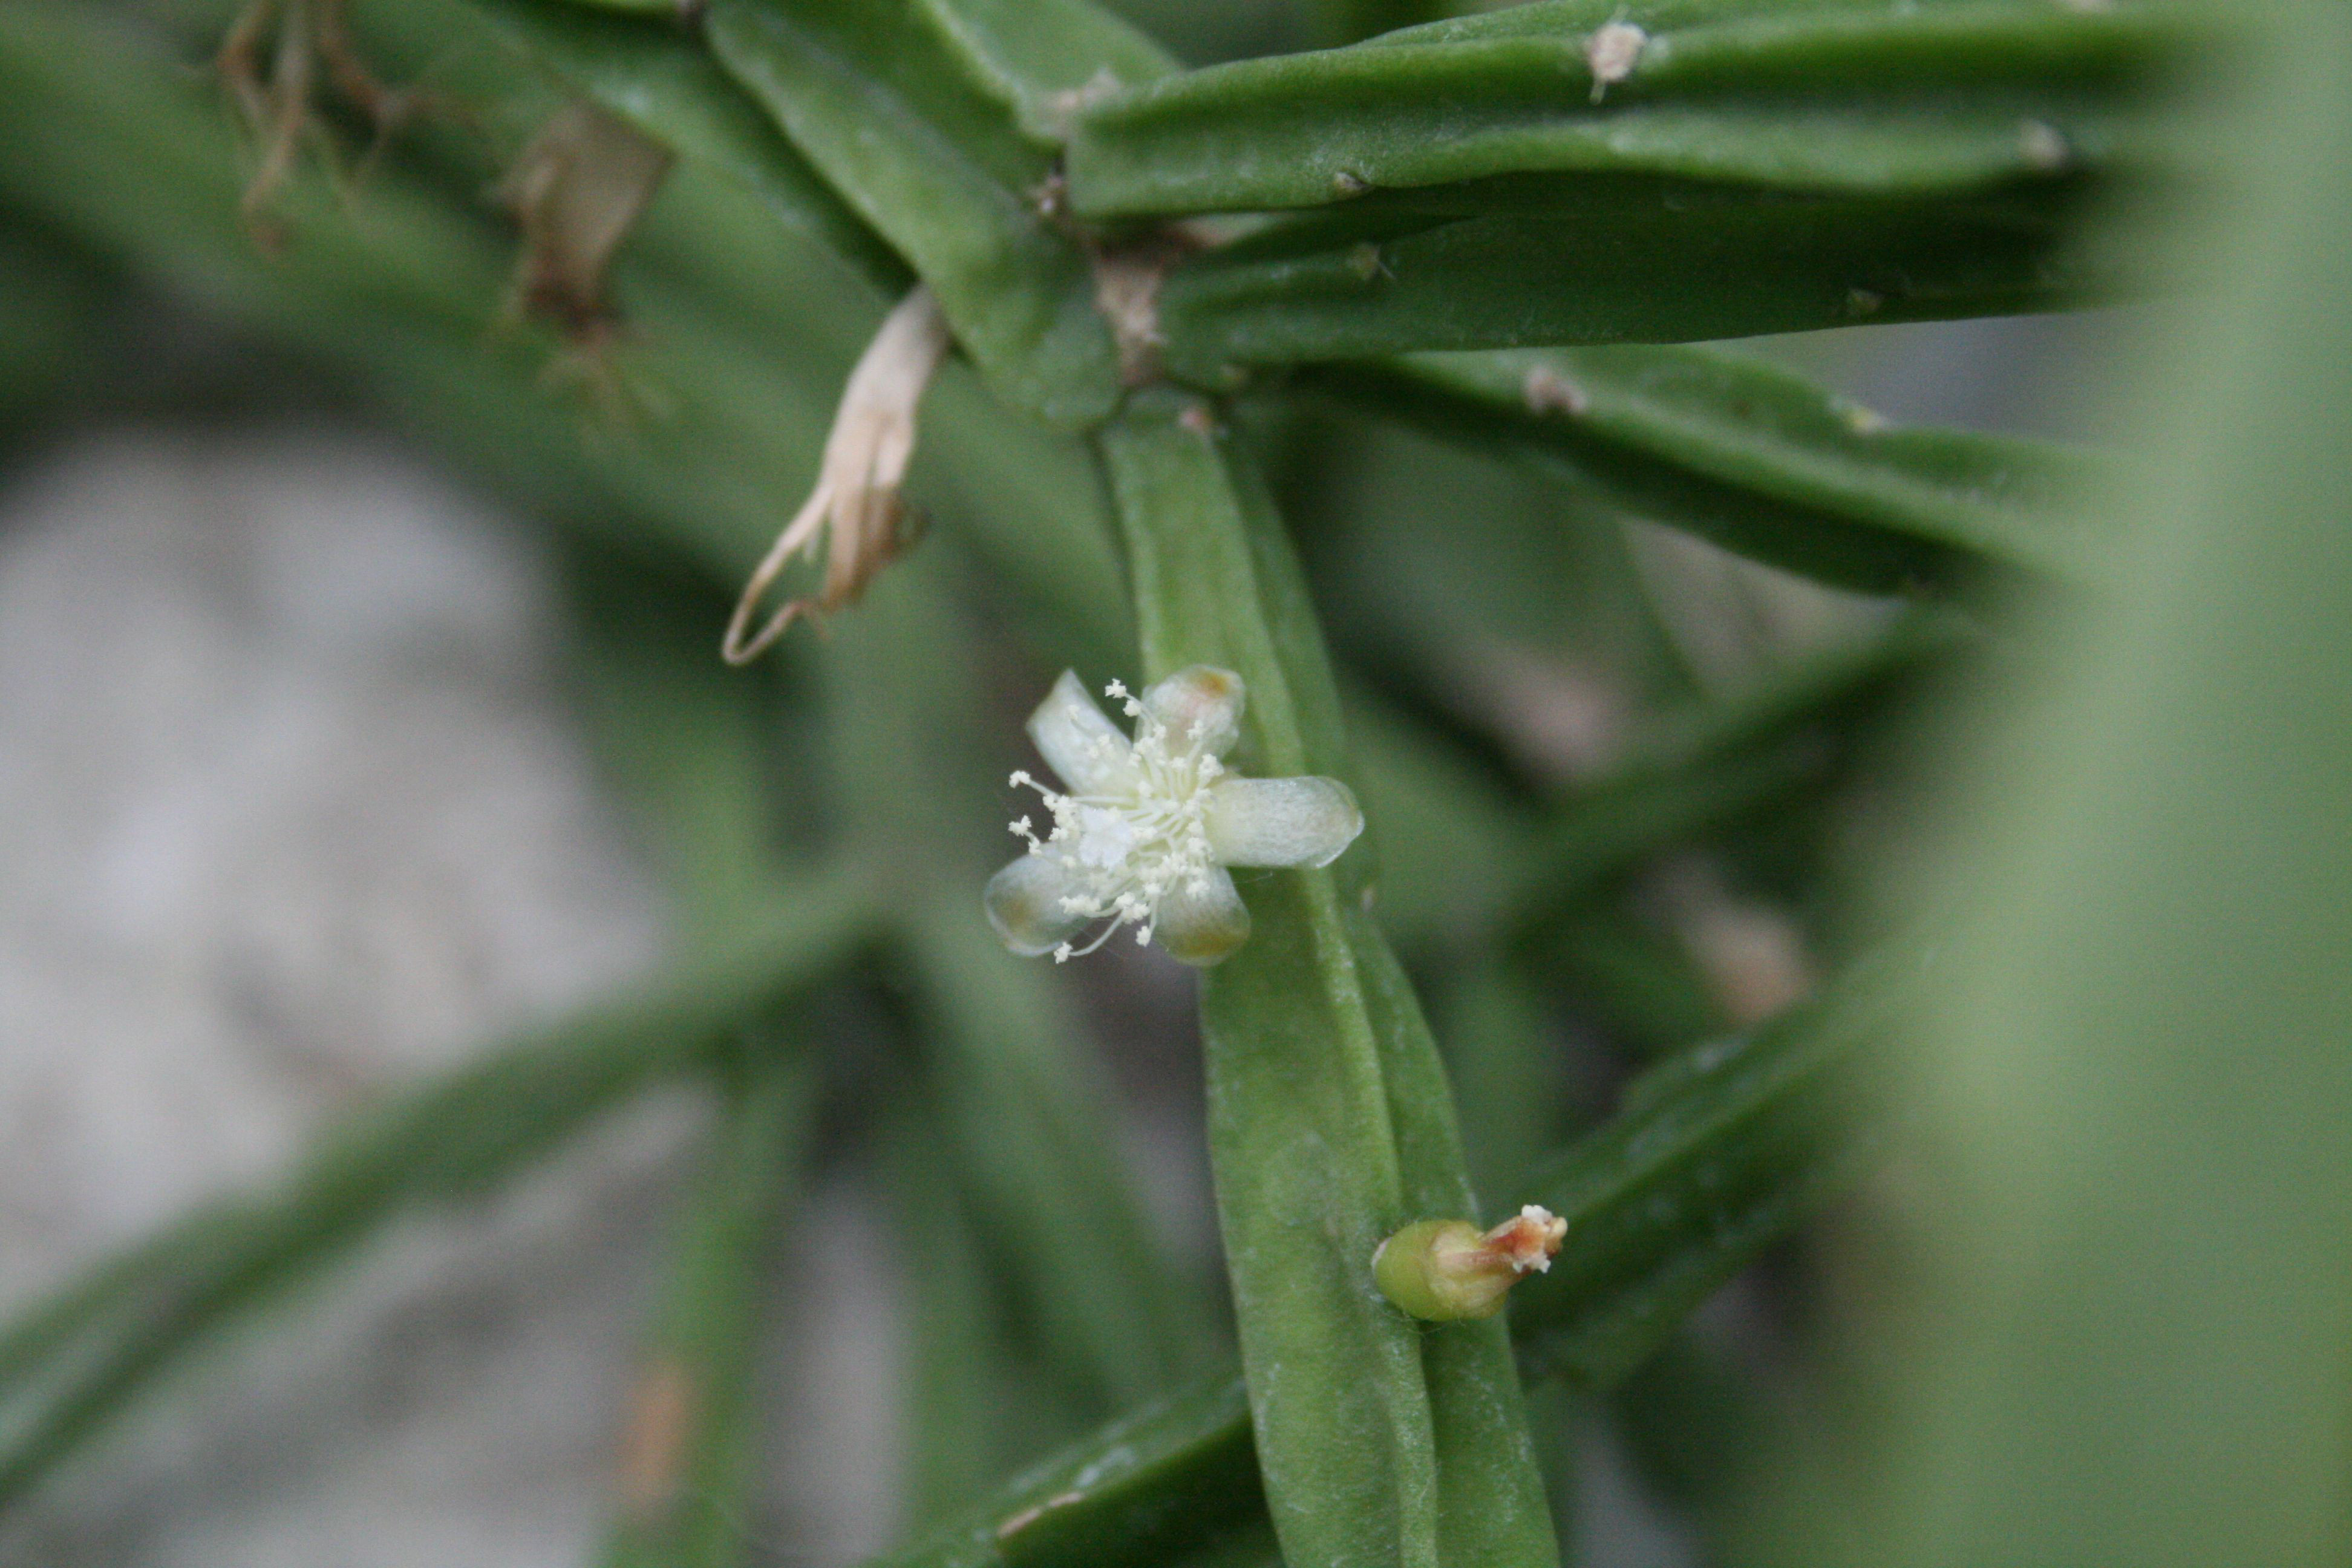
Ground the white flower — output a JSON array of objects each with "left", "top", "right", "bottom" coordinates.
[{"left": 984, "top": 667, "right": 1365, "bottom": 967}]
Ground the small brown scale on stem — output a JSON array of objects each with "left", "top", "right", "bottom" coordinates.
[
  {"left": 214, "top": 0, "right": 430, "bottom": 235},
  {"left": 496, "top": 100, "right": 676, "bottom": 418},
  {"left": 1087, "top": 229, "right": 1204, "bottom": 388}
]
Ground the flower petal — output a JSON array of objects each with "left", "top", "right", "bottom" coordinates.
[
  {"left": 1027, "top": 670, "right": 1137, "bottom": 795},
  {"left": 1203, "top": 777, "right": 1365, "bottom": 869},
  {"left": 1155, "top": 867, "right": 1252, "bottom": 967},
  {"left": 984, "top": 854, "right": 1091, "bottom": 957},
  {"left": 1142, "top": 665, "right": 1246, "bottom": 758}
]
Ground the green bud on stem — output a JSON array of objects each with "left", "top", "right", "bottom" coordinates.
[{"left": 1372, "top": 1206, "right": 1568, "bottom": 1322}]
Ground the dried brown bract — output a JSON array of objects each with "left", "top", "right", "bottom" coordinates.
[
  {"left": 722, "top": 287, "right": 953, "bottom": 662},
  {"left": 498, "top": 101, "right": 674, "bottom": 341},
  {"left": 216, "top": 0, "right": 423, "bottom": 234}
]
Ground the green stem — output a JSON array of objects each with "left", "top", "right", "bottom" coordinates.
[
  {"left": 1506, "top": 612, "right": 1964, "bottom": 934},
  {"left": 1101, "top": 390, "right": 1555, "bottom": 1568}
]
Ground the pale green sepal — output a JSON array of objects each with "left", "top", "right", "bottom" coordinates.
[
  {"left": 1028, "top": 669, "right": 1138, "bottom": 795},
  {"left": 984, "top": 853, "right": 1089, "bottom": 956},
  {"left": 1142, "top": 664, "right": 1247, "bottom": 759},
  {"left": 1155, "top": 866, "right": 1252, "bottom": 967},
  {"left": 1203, "top": 777, "right": 1365, "bottom": 869}
]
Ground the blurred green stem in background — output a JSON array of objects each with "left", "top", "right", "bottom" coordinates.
[
  {"left": 599, "top": 1050, "right": 819, "bottom": 1568},
  {"left": 1763, "top": 7, "right": 2352, "bottom": 1568},
  {"left": 0, "top": 883, "right": 876, "bottom": 1511}
]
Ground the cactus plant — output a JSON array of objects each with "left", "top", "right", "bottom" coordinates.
[{"left": 0, "top": 2, "right": 2341, "bottom": 1567}]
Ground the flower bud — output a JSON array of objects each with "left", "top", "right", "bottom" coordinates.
[{"left": 1373, "top": 1206, "right": 1568, "bottom": 1322}]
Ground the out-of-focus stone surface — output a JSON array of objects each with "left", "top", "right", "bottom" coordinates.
[
  {"left": 0, "top": 431, "right": 899, "bottom": 1566},
  {"left": 0, "top": 432, "right": 662, "bottom": 1290}
]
